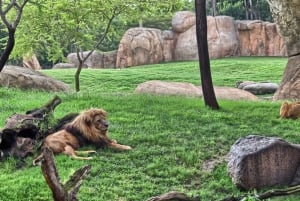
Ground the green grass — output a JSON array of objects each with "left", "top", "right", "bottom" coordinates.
[{"left": 1, "top": 57, "right": 299, "bottom": 201}]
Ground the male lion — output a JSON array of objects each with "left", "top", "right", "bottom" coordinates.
[
  {"left": 33, "top": 108, "right": 132, "bottom": 165},
  {"left": 280, "top": 101, "right": 300, "bottom": 119}
]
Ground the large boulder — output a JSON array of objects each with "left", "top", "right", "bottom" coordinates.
[
  {"left": 0, "top": 65, "right": 71, "bottom": 92},
  {"left": 174, "top": 15, "right": 239, "bottom": 60},
  {"left": 67, "top": 50, "right": 117, "bottom": 69},
  {"left": 172, "top": 11, "right": 195, "bottom": 33},
  {"left": 227, "top": 135, "right": 300, "bottom": 190},
  {"left": 134, "top": 80, "right": 258, "bottom": 100},
  {"left": 116, "top": 28, "right": 164, "bottom": 68}
]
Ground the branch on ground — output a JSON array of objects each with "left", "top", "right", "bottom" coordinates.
[
  {"left": 146, "top": 191, "right": 199, "bottom": 201},
  {"left": 41, "top": 147, "right": 91, "bottom": 201}
]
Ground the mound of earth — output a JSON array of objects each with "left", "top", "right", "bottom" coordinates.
[
  {"left": 0, "top": 65, "right": 71, "bottom": 92},
  {"left": 135, "top": 80, "right": 258, "bottom": 100}
]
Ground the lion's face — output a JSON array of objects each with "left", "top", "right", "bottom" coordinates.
[
  {"left": 92, "top": 113, "right": 109, "bottom": 132},
  {"left": 82, "top": 108, "right": 108, "bottom": 133}
]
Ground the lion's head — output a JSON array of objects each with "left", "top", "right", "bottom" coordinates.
[{"left": 70, "top": 108, "right": 112, "bottom": 145}]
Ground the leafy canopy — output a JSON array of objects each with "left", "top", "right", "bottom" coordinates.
[{"left": 11, "top": 0, "right": 186, "bottom": 63}]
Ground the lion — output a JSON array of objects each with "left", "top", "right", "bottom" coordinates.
[
  {"left": 280, "top": 101, "right": 300, "bottom": 119},
  {"left": 33, "top": 108, "right": 132, "bottom": 165}
]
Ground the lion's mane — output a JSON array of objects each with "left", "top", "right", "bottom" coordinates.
[{"left": 65, "top": 108, "right": 112, "bottom": 147}]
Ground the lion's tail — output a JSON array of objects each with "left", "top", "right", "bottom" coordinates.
[{"left": 32, "top": 153, "right": 44, "bottom": 166}]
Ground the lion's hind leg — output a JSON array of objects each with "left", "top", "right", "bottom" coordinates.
[{"left": 64, "top": 145, "right": 93, "bottom": 160}]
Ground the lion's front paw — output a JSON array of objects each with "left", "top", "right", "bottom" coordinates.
[{"left": 124, "top": 145, "right": 132, "bottom": 150}]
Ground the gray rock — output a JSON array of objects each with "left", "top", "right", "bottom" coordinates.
[
  {"left": 236, "top": 81, "right": 279, "bottom": 95},
  {"left": 243, "top": 83, "right": 279, "bottom": 95},
  {"left": 227, "top": 135, "right": 300, "bottom": 190},
  {"left": 52, "top": 63, "right": 76, "bottom": 69},
  {"left": 67, "top": 50, "right": 117, "bottom": 68},
  {"left": 0, "top": 65, "right": 71, "bottom": 92}
]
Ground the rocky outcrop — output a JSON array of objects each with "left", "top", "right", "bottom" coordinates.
[
  {"left": 173, "top": 15, "right": 240, "bottom": 60},
  {"left": 63, "top": 12, "right": 286, "bottom": 69},
  {"left": 134, "top": 80, "right": 258, "bottom": 100},
  {"left": 236, "top": 20, "right": 286, "bottom": 56},
  {"left": 0, "top": 65, "right": 71, "bottom": 92},
  {"left": 227, "top": 135, "right": 300, "bottom": 190},
  {"left": 67, "top": 50, "right": 117, "bottom": 69},
  {"left": 116, "top": 28, "right": 163, "bottom": 68},
  {"left": 115, "top": 11, "right": 286, "bottom": 68}
]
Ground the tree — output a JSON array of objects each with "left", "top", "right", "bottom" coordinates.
[
  {"left": 215, "top": 0, "right": 272, "bottom": 21},
  {"left": 0, "top": 0, "right": 28, "bottom": 72},
  {"left": 195, "top": 0, "right": 219, "bottom": 109},
  {"left": 11, "top": 0, "right": 186, "bottom": 92},
  {"left": 268, "top": 0, "right": 300, "bottom": 100}
]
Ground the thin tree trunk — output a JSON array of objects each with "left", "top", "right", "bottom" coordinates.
[
  {"left": 0, "top": 30, "right": 15, "bottom": 72},
  {"left": 195, "top": 0, "right": 219, "bottom": 110},
  {"left": 244, "top": 0, "right": 249, "bottom": 20},
  {"left": 0, "top": 0, "right": 29, "bottom": 72},
  {"left": 211, "top": 0, "right": 216, "bottom": 16}
]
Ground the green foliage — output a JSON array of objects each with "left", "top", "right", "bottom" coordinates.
[
  {"left": 1, "top": 57, "right": 300, "bottom": 200},
  {"left": 11, "top": 0, "right": 186, "bottom": 65},
  {"left": 215, "top": 0, "right": 272, "bottom": 21}
]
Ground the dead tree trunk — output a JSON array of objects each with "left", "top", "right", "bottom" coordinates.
[
  {"left": 0, "top": 96, "right": 62, "bottom": 159},
  {"left": 146, "top": 191, "right": 198, "bottom": 201},
  {"left": 41, "top": 147, "right": 91, "bottom": 201}
]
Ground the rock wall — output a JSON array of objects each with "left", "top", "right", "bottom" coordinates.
[
  {"left": 115, "top": 11, "right": 286, "bottom": 68},
  {"left": 65, "top": 11, "right": 287, "bottom": 68}
]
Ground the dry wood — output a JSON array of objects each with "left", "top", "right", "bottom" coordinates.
[
  {"left": 146, "top": 191, "right": 198, "bottom": 201},
  {"left": 220, "top": 184, "right": 300, "bottom": 201},
  {"left": 41, "top": 147, "right": 91, "bottom": 201},
  {"left": 0, "top": 96, "right": 62, "bottom": 159}
]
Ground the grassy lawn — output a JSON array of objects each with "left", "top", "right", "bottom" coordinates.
[{"left": 0, "top": 57, "right": 300, "bottom": 201}]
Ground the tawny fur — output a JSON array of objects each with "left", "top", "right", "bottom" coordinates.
[
  {"left": 280, "top": 101, "right": 300, "bottom": 119},
  {"left": 33, "top": 108, "right": 132, "bottom": 165}
]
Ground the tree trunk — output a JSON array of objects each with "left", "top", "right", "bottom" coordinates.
[
  {"left": 244, "top": 0, "right": 249, "bottom": 20},
  {"left": 0, "top": 0, "right": 29, "bottom": 72},
  {"left": 268, "top": 0, "right": 300, "bottom": 100},
  {"left": 0, "top": 30, "right": 15, "bottom": 72},
  {"left": 211, "top": 0, "right": 216, "bottom": 16},
  {"left": 195, "top": 0, "right": 219, "bottom": 109}
]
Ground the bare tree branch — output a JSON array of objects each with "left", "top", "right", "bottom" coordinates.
[{"left": 41, "top": 147, "right": 92, "bottom": 201}]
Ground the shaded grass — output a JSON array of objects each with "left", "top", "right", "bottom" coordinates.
[{"left": 0, "top": 57, "right": 299, "bottom": 200}]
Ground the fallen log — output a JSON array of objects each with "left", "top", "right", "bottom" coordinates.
[
  {"left": 220, "top": 185, "right": 300, "bottom": 201},
  {"left": 146, "top": 191, "right": 199, "bottom": 201},
  {"left": 0, "top": 96, "right": 62, "bottom": 159}
]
